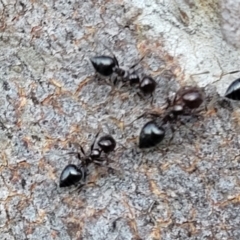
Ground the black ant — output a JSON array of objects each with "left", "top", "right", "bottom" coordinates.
[
  {"left": 59, "top": 133, "right": 116, "bottom": 188},
  {"left": 137, "top": 86, "right": 205, "bottom": 148},
  {"left": 90, "top": 55, "right": 156, "bottom": 95}
]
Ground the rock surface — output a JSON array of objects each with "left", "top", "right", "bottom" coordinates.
[{"left": 1, "top": 0, "right": 240, "bottom": 239}]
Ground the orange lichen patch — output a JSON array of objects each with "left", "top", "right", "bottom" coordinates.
[
  {"left": 69, "top": 124, "right": 82, "bottom": 134},
  {"left": 0, "top": 151, "right": 8, "bottom": 167},
  {"left": 74, "top": 77, "right": 92, "bottom": 96},
  {"left": 137, "top": 163, "right": 150, "bottom": 173},
  {"left": 219, "top": 136, "right": 235, "bottom": 148},
  {"left": 137, "top": 40, "right": 162, "bottom": 55},
  {"left": 38, "top": 158, "right": 48, "bottom": 170},
  {"left": 9, "top": 168, "right": 22, "bottom": 185},
  {"left": 156, "top": 217, "right": 173, "bottom": 228},
  {"left": 85, "top": 206, "right": 98, "bottom": 218},
  {"left": 109, "top": 116, "right": 125, "bottom": 131},
  {"left": 30, "top": 25, "right": 42, "bottom": 42},
  {"left": 148, "top": 180, "right": 166, "bottom": 198},
  {"left": 176, "top": 221, "right": 198, "bottom": 237},
  {"left": 41, "top": 94, "right": 54, "bottom": 105},
  {"left": 137, "top": 39, "right": 181, "bottom": 76},
  {"left": 125, "top": 136, "right": 138, "bottom": 145},
  {"left": 62, "top": 196, "right": 86, "bottom": 208},
  {"left": 64, "top": 216, "right": 84, "bottom": 239},
  {"left": 18, "top": 161, "right": 31, "bottom": 169},
  {"left": 85, "top": 26, "right": 98, "bottom": 35},
  {"left": 18, "top": 96, "right": 27, "bottom": 110},
  {"left": 214, "top": 195, "right": 240, "bottom": 207},
  {"left": 38, "top": 159, "right": 56, "bottom": 180},
  {"left": 51, "top": 230, "right": 59, "bottom": 239},
  {"left": 150, "top": 226, "right": 161, "bottom": 240},
  {"left": 42, "top": 136, "right": 70, "bottom": 152},
  {"left": 0, "top": 18, "right": 6, "bottom": 31},
  {"left": 232, "top": 110, "right": 240, "bottom": 126},
  {"left": 159, "top": 162, "right": 171, "bottom": 172},
  {"left": 87, "top": 169, "right": 102, "bottom": 184},
  {"left": 179, "top": 158, "right": 199, "bottom": 174},
  {"left": 149, "top": 218, "right": 173, "bottom": 240},
  {"left": 25, "top": 225, "right": 34, "bottom": 235},
  {"left": 22, "top": 136, "right": 33, "bottom": 150},
  {"left": 49, "top": 78, "right": 63, "bottom": 88},
  {"left": 38, "top": 209, "right": 46, "bottom": 218},
  {"left": 30, "top": 182, "right": 38, "bottom": 192},
  {"left": 127, "top": 218, "right": 141, "bottom": 240},
  {"left": 121, "top": 197, "right": 141, "bottom": 239},
  {"left": 14, "top": 196, "right": 31, "bottom": 211},
  {"left": 178, "top": 8, "right": 190, "bottom": 26},
  {"left": 205, "top": 108, "right": 217, "bottom": 117}
]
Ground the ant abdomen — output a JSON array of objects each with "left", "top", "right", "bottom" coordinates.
[
  {"left": 90, "top": 55, "right": 118, "bottom": 77},
  {"left": 139, "top": 121, "right": 165, "bottom": 149},
  {"left": 59, "top": 164, "right": 86, "bottom": 188}
]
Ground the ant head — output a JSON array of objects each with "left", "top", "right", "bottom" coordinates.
[
  {"left": 175, "top": 86, "right": 204, "bottom": 109},
  {"left": 97, "top": 135, "right": 116, "bottom": 153},
  {"left": 139, "top": 76, "right": 156, "bottom": 94},
  {"left": 90, "top": 149, "right": 102, "bottom": 159},
  {"left": 172, "top": 104, "right": 184, "bottom": 115},
  {"left": 182, "top": 89, "right": 204, "bottom": 109}
]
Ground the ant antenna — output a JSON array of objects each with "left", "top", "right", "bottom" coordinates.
[{"left": 90, "top": 132, "right": 100, "bottom": 151}]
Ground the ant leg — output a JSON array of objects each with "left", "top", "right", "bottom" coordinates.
[
  {"left": 137, "top": 91, "right": 145, "bottom": 101},
  {"left": 113, "top": 75, "right": 119, "bottom": 86},
  {"left": 94, "top": 157, "right": 118, "bottom": 175},
  {"left": 150, "top": 93, "right": 154, "bottom": 105},
  {"left": 76, "top": 183, "right": 85, "bottom": 193},
  {"left": 177, "top": 118, "right": 200, "bottom": 144},
  {"left": 129, "top": 55, "right": 145, "bottom": 69},
  {"left": 79, "top": 146, "right": 85, "bottom": 155},
  {"left": 90, "top": 132, "right": 100, "bottom": 151},
  {"left": 130, "top": 111, "right": 160, "bottom": 125},
  {"left": 67, "top": 151, "right": 83, "bottom": 163},
  {"left": 93, "top": 158, "right": 106, "bottom": 166},
  {"left": 167, "top": 125, "right": 175, "bottom": 147}
]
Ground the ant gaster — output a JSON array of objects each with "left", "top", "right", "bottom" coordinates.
[
  {"left": 60, "top": 164, "right": 86, "bottom": 188},
  {"left": 90, "top": 55, "right": 156, "bottom": 95},
  {"left": 138, "top": 86, "right": 204, "bottom": 148},
  {"left": 225, "top": 78, "right": 240, "bottom": 100},
  {"left": 59, "top": 133, "right": 116, "bottom": 188}
]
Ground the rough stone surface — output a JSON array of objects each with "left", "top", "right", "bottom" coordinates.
[
  {"left": 1, "top": 0, "right": 240, "bottom": 239},
  {"left": 219, "top": 0, "right": 240, "bottom": 48}
]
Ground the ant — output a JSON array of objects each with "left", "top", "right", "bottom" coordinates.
[
  {"left": 136, "top": 86, "right": 205, "bottom": 148},
  {"left": 59, "top": 133, "right": 116, "bottom": 188},
  {"left": 90, "top": 54, "right": 156, "bottom": 96}
]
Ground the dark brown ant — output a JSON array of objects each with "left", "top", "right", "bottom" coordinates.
[
  {"left": 59, "top": 133, "right": 116, "bottom": 188},
  {"left": 90, "top": 54, "right": 156, "bottom": 96},
  {"left": 137, "top": 86, "right": 205, "bottom": 148}
]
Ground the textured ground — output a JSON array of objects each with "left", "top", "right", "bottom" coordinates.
[{"left": 1, "top": 0, "right": 240, "bottom": 239}]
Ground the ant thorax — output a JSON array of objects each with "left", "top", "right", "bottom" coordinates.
[{"left": 114, "top": 67, "right": 140, "bottom": 84}]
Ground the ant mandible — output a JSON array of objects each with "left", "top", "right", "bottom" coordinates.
[
  {"left": 90, "top": 53, "right": 156, "bottom": 96},
  {"left": 59, "top": 133, "right": 116, "bottom": 188},
  {"left": 137, "top": 86, "right": 205, "bottom": 148}
]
